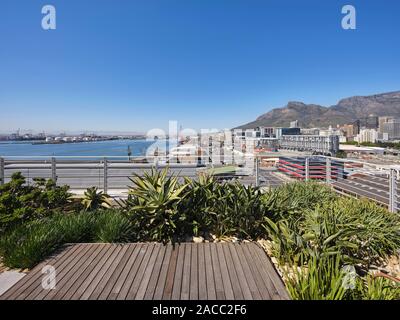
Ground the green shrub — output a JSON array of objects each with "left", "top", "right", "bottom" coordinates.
[
  {"left": 93, "top": 210, "right": 133, "bottom": 242},
  {"left": 303, "top": 198, "right": 400, "bottom": 267},
  {"left": 262, "top": 185, "right": 400, "bottom": 268},
  {"left": 119, "top": 169, "right": 267, "bottom": 241},
  {"left": 0, "top": 172, "right": 72, "bottom": 233},
  {"left": 262, "top": 217, "right": 308, "bottom": 265},
  {"left": 285, "top": 254, "right": 348, "bottom": 300},
  {"left": 0, "top": 210, "right": 133, "bottom": 268},
  {"left": 0, "top": 221, "right": 62, "bottom": 269},
  {"left": 353, "top": 275, "right": 400, "bottom": 300},
  {"left": 263, "top": 181, "right": 337, "bottom": 222}
]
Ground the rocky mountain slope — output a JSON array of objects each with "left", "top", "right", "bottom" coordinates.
[{"left": 236, "top": 91, "right": 400, "bottom": 129}]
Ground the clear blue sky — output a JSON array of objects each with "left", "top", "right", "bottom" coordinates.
[{"left": 1, "top": 0, "right": 399, "bottom": 133}]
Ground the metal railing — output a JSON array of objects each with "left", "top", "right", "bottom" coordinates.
[
  {"left": 0, "top": 155, "right": 257, "bottom": 194},
  {"left": 1, "top": 154, "right": 399, "bottom": 212}
]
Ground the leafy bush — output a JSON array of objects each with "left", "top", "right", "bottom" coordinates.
[
  {"left": 303, "top": 198, "right": 400, "bottom": 267},
  {"left": 353, "top": 275, "right": 400, "bottom": 300},
  {"left": 0, "top": 172, "right": 72, "bottom": 233},
  {"left": 262, "top": 217, "right": 307, "bottom": 265},
  {"left": 285, "top": 254, "right": 348, "bottom": 300},
  {"left": 0, "top": 210, "right": 133, "bottom": 268},
  {"left": 263, "top": 181, "right": 337, "bottom": 222},
  {"left": 262, "top": 184, "right": 400, "bottom": 269},
  {"left": 0, "top": 220, "right": 63, "bottom": 269},
  {"left": 119, "top": 169, "right": 267, "bottom": 241},
  {"left": 93, "top": 210, "right": 133, "bottom": 243}
]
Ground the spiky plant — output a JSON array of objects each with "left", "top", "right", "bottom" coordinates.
[
  {"left": 285, "top": 254, "right": 348, "bottom": 300},
  {"left": 121, "top": 167, "right": 190, "bottom": 242},
  {"left": 81, "top": 187, "right": 112, "bottom": 211}
]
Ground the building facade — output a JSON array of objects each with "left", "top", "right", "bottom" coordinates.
[
  {"left": 279, "top": 135, "right": 339, "bottom": 155},
  {"left": 382, "top": 119, "right": 400, "bottom": 140}
]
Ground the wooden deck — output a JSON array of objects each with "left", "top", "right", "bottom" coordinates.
[{"left": 0, "top": 242, "right": 289, "bottom": 300}]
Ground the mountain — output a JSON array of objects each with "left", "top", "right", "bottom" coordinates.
[{"left": 236, "top": 91, "right": 400, "bottom": 129}]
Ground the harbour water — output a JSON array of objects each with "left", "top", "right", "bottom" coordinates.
[{"left": 0, "top": 139, "right": 175, "bottom": 158}]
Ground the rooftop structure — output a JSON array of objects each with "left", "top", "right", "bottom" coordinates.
[{"left": 279, "top": 135, "right": 339, "bottom": 155}]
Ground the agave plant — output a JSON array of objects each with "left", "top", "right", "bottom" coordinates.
[
  {"left": 81, "top": 187, "right": 112, "bottom": 211},
  {"left": 121, "top": 167, "right": 190, "bottom": 242}
]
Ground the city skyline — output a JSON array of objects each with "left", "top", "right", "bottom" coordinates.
[{"left": 1, "top": 0, "right": 400, "bottom": 133}]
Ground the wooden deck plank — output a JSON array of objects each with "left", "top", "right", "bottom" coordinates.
[
  {"left": 171, "top": 244, "right": 185, "bottom": 300},
  {"left": 250, "top": 243, "right": 290, "bottom": 300},
  {"left": 88, "top": 245, "right": 130, "bottom": 300},
  {"left": 152, "top": 244, "right": 173, "bottom": 300},
  {"left": 240, "top": 243, "right": 272, "bottom": 300},
  {"left": 52, "top": 244, "right": 107, "bottom": 300},
  {"left": 197, "top": 244, "right": 207, "bottom": 300},
  {"left": 1, "top": 244, "right": 80, "bottom": 300},
  {"left": 79, "top": 245, "right": 122, "bottom": 300},
  {"left": 189, "top": 243, "right": 199, "bottom": 300},
  {"left": 227, "top": 243, "right": 253, "bottom": 300},
  {"left": 222, "top": 244, "right": 244, "bottom": 300},
  {"left": 116, "top": 243, "right": 148, "bottom": 300},
  {"left": 162, "top": 244, "right": 179, "bottom": 300},
  {"left": 97, "top": 243, "right": 138, "bottom": 300},
  {"left": 53, "top": 244, "right": 112, "bottom": 300},
  {"left": 244, "top": 242, "right": 283, "bottom": 300},
  {"left": 144, "top": 245, "right": 167, "bottom": 300},
  {"left": 204, "top": 243, "right": 217, "bottom": 300},
  {"left": 180, "top": 243, "right": 191, "bottom": 300},
  {"left": 125, "top": 243, "right": 156, "bottom": 300},
  {"left": 33, "top": 244, "right": 97, "bottom": 300},
  {"left": 135, "top": 243, "right": 162, "bottom": 300},
  {"left": 210, "top": 243, "right": 225, "bottom": 300},
  {"left": 216, "top": 244, "right": 235, "bottom": 300},
  {"left": 1, "top": 242, "right": 289, "bottom": 300},
  {"left": 108, "top": 243, "right": 142, "bottom": 300},
  {"left": 234, "top": 243, "right": 262, "bottom": 300}
]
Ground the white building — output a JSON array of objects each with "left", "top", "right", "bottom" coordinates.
[
  {"left": 354, "top": 129, "right": 388, "bottom": 143},
  {"left": 382, "top": 119, "right": 400, "bottom": 140}
]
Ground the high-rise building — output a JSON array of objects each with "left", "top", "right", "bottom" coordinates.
[
  {"left": 352, "top": 120, "right": 361, "bottom": 135},
  {"left": 362, "top": 114, "right": 379, "bottom": 129},
  {"left": 378, "top": 116, "right": 394, "bottom": 133},
  {"left": 382, "top": 119, "right": 400, "bottom": 140}
]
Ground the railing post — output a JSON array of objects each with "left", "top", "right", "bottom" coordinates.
[
  {"left": 155, "top": 157, "right": 159, "bottom": 171},
  {"left": 389, "top": 168, "right": 397, "bottom": 213},
  {"left": 103, "top": 158, "right": 108, "bottom": 194},
  {"left": 0, "top": 157, "right": 4, "bottom": 186},
  {"left": 51, "top": 157, "right": 57, "bottom": 183},
  {"left": 326, "top": 157, "right": 331, "bottom": 184},
  {"left": 255, "top": 157, "right": 260, "bottom": 187},
  {"left": 305, "top": 157, "right": 310, "bottom": 181}
]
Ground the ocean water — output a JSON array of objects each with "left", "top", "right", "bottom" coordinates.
[{"left": 0, "top": 139, "right": 174, "bottom": 159}]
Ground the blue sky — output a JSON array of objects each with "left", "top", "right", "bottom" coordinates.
[{"left": 0, "top": 0, "right": 399, "bottom": 133}]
